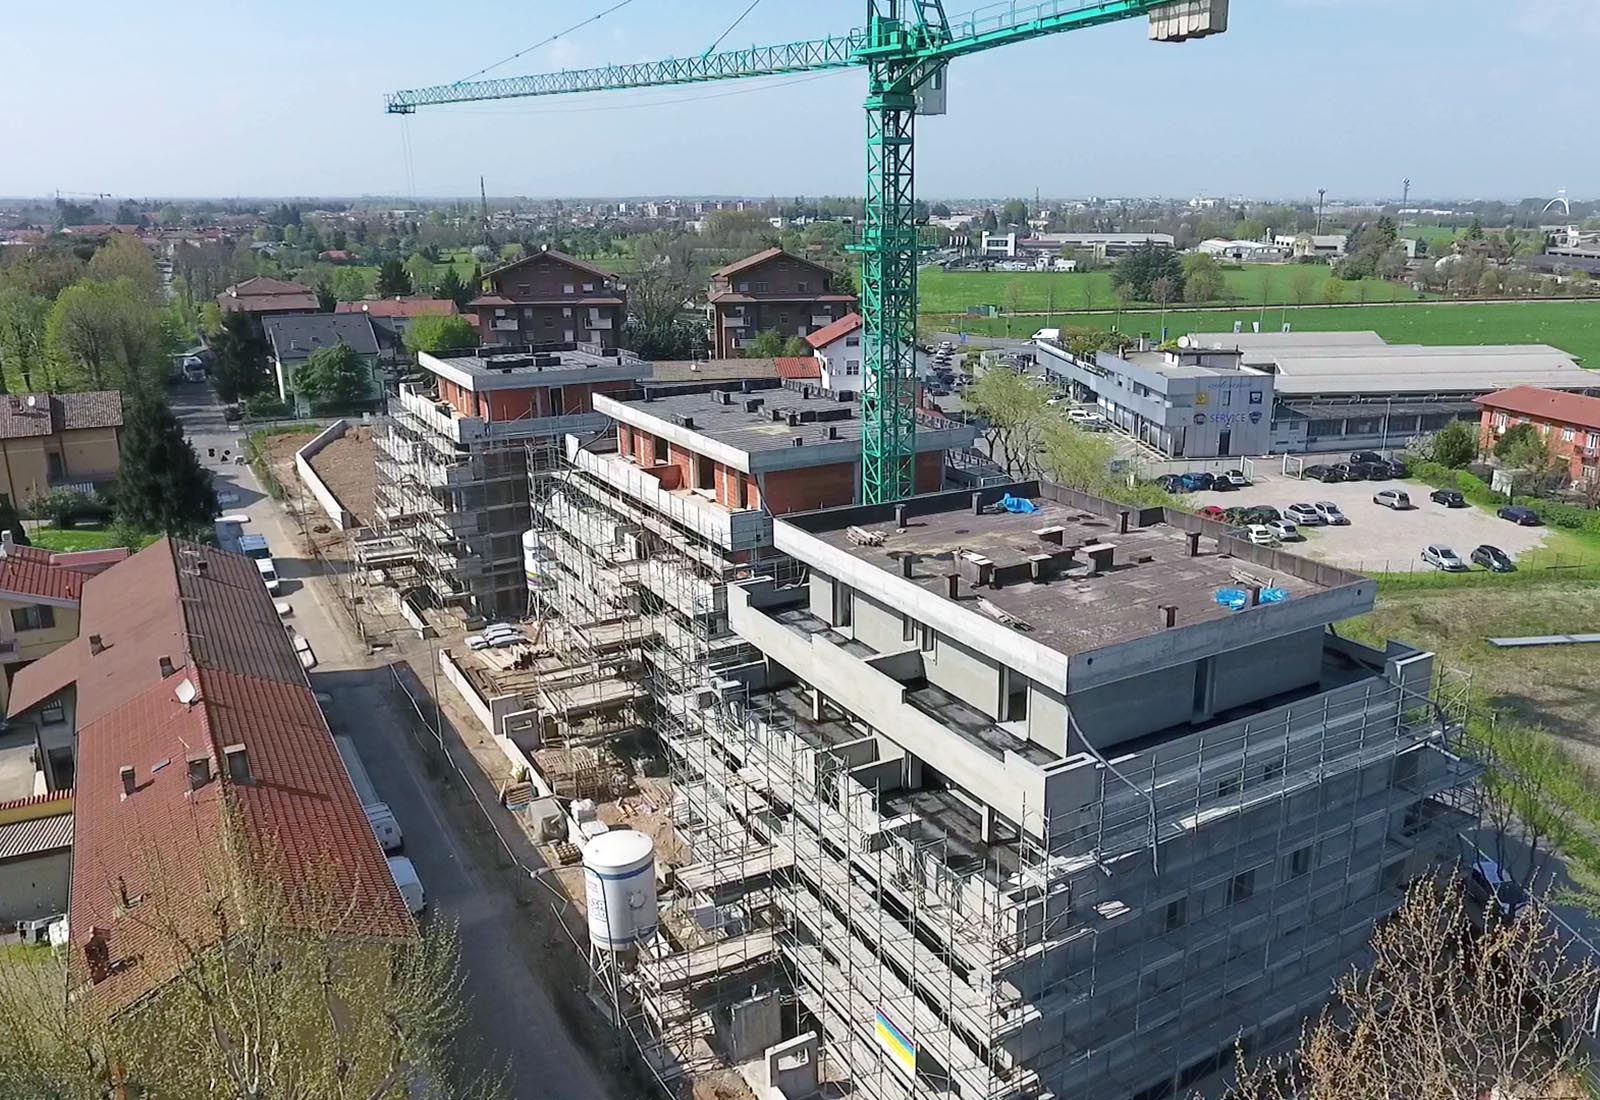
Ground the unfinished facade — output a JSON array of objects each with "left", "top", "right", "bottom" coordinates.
[
  {"left": 527, "top": 399, "right": 1471, "bottom": 1098},
  {"left": 374, "top": 344, "right": 647, "bottom": 617}
]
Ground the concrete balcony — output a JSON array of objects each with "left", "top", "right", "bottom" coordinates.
[
  {"left": 721, "top": 313, "right": 747, "bottom": 328},
  {"left": 586, "top": 314, "right": 613, "bottom": 331},
  {"left": 567, "top": 443, "right": 772, "bottom": 552},
  {"left": 396, "top": 383, "right": 610, "bottom": 446},
  {"left": 810, "top": 315, "right": 835, "bottom": 328}
]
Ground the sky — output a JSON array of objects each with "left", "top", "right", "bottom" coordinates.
[{"left": 3, "top": 0, "right": 1597, "bottom": 203}]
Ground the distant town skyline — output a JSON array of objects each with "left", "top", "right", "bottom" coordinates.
[{"left": 4, "top": 0, "right": 1597, "bottom": 200}]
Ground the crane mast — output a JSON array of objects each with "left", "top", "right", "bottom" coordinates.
[{"left": 387, "top": 0, "right": 1228, "bottom": 502}]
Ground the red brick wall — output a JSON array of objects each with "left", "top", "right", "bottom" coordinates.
[
  {"left": 914, "top": 450, "right": 945, "bottom": 494},
  {"left": 760, "top": 463, "right": 857, "bottom": 514}
]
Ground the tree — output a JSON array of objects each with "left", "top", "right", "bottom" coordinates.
[
  {"left": 404, "top": 253, "right": 436, "bottom": 295},
  {"left": 1150, "top": 277, "right": 1176, "bottom": 335},
  {"left": 980, "top": 209, "right": 999, "bottom": 234},
  {"left": 437, "top": 268, "right": 473, "bottom": 311},
  {"left": 930, "top": 202, "right": 951, "bottom": 218},
  {"left": 331, "top": 267, "right": 376, "bottom": 303},
  {"left": 1288, "top": 266, "right": 1316, "bottom": 306},
  {"left": 1000, "top": 198, "right": 1029, "bottom": 226},
  {"left": 0, "top": 496, "right": 27, "bottom": 545},
  {"left": 1179, "top": 252, "right": 1224, "bottom": 304},
  {"left": 1321, "top": 277, "right": 1347, "bottom": 305},
  {"left": 295, "top": 342, "right": 371, "bottom": 408},
  {"left": 0, "top": 287, "right": 49, "bottom": 391},
  {"left": 115, "top": 389, "right": 218, "bottom": 535},
  {"left": 404, "top": 314, "right": 479, "bottom": 356},
  {"left": 1112, "top": 282, "right": 1134, "bottom": 325},
  {"left": 1493, "top": 421, "right": 1544, "bottom": 466},
  {"left": 1374, "top": 244, "right": 1409, "bottom": 281},
  {"left": 376, "top": 258, "right": 413, "bottom": 297},
  {"left": 1467, "top": 216, "right": 1485, "bottom": 240},
  {"left": 743, "top": 329, "right": 808, "bottom": 359},
  {"left": 1110, "top": 243, "right": 1184, "bottom": 301},
  {"left": 86, "top": 235, "right": 161, "bottom": 301},
  {"left": 210, "top": 313, "right": 270, "bottom": 403},
  {"left": 1430, "top": 419, "right": 1478, "bottom": 468},
  {"left": 968, "top": 368, "right": 1054, "bottom": 476},
  {"left": 48, "top": 281, "right": 122, "bottom": 389},
  {"left": 1221, "top": 878, "right": 1600, "bottom": 1100}
]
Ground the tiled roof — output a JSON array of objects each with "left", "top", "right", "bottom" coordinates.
[
  {"left": 0, "top": 545, "right": 92, "bottom": 603},
  {"left": 10, "top": 540, "right": 413, "bottom": 1015},
  {"left": 466, "top": 294, "right": 517, "bottom": 308},
  {"left": 217, "top": 277, "right": 320, "bottom": 314},
  {"left": 336, "top": 298, "right": 459, "bottom": 318},
  {"left": 263, "top": 314, "right": 380, "bottom": 360},
  {"left": 0, "top": 391, "right": 123, "bottom": 439},
  {"left": 1476, "top": 385, "right": 1600, "bottom": 433},
  {"left": 486, "top": 248, "right": 618, "bottom": 282},
  {"left": 708, "top": 291, "right": 857, "bottom": 305},
  {"left": 774, "top": 356, "right": 822, "bottom": 381},
  {"left": 712, "top": 247, "right": 782, "bottom": 278},
  {"left": 804, "top": 312, "right": 863, "bottom": 350}
]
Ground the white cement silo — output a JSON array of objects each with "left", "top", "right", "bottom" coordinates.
[{"left": 582, "top": 829, "right": 658, "bottom": 951}]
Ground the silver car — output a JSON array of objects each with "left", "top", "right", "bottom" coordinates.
[
  {"left": 1313, "top": 501, "right": 1349, "bottom": 525},
  {"left": 1421, "top": 544, "right": 1468, "bottom": 572},
  {"left": 1284, "top": 503, "right": 1324, "bottom": 525}
]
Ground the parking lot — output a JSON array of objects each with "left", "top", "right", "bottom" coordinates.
[{"left": 1184, "top": 474, "right": 1551, "bottom": 572}]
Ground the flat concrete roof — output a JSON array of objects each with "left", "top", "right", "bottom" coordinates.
[
  {"left": 804, "top": 490, "right": 1335, "bottom": 660},
  {"left": 418, "top": 344, "right": 648, "bottom": 391}
]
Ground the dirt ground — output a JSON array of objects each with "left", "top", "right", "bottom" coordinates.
[
  {"left": 258, "top": 429, "right": 314, "bottom": 494},
  {"left": 307, "top": 425, "right": 377, "bottom": 526}
]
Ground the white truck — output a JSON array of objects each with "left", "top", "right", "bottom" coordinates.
[
  {"left": 238, "top": 534, "right": 281, "bottom": 595},
  {"left": 387, "top": 855, "right": 426, "bottom": 916},
  {"left": 333, "top": 736, "right": 403, "bottom": 853}
]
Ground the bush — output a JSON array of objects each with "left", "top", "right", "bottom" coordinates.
[
  {"left": 1411, "top": 460, "right": 1600, "bottom": 536},
  {"left": 245, "top": 393, "right": 293, "bottom": 419},
  {"left": 27, "top": 488, "right": 111, "bottom": 528}
]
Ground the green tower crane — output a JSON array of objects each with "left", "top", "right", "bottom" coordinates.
[{"left": 387, "top": 0, "right": 1228, "bottom": 502}]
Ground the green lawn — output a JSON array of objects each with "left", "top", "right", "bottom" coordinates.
[
  {"left": 939, "top": 300, "right": 1600, "bottom": 366},
  {"left": 917, "top": 262, "right": 1418, "bottom": 316},
  {"left": 26, "top": 527, "right": 132, "bottom": 552}
]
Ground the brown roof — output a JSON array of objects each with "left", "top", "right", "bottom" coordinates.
[
  {"left": 774, "top": 356, "right": 822, "bottom": 381},
  {"left": 804, "top": 312, "right": 863, "bottom": 350},
  {"left": 646, "top": 359, "right": 782, "bottom": 384},
  {"left": 1476, "top": 385, "right": 1600, "bottom": 433},
  {"left": 336, "top": 298, "right": 459, "bottom": 318},
  {"left": 0, "top": 392, "right": 121, "bottom": 440},
  {"left": 708, "top": 291, "right": 857, "bottom": 305},
  {"left": 711, "top": 247, "right": 836, "bottom": 281},
  {"left": 486, "top": 248, "right": 618, "bottom": 283},
  {"left": 217, "top": 276, "right": 320, "bottom": 315},
  {"left": 0, "top": 540, "right": 124, "bottom": 603},
  {"left": 467, "top": 294, "right": 517, "bottom": 308},
  {"left": 11, "top": 540, "right": 412, "bottom": 1015}
]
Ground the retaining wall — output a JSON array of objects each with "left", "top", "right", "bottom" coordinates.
[{"left": 294, "top": 419, "right": 356, "bottom": 529}]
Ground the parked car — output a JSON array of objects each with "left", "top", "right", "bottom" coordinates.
[
  {"left": 1332, "top": 462, "right": 1365, "bottom": 481},
  {"left": 1421, "top": 544, "right": 1468, "bottom": 571},
  {"left": 1304, "top": 464, "right": 1344, "bottom": 483},
  {"left": 1373, "top": 489, "right": 1411, "bottom": 510},
  {"left": 1245, "top": 505, "right": 1281, "bottom": 523},
  {"left": 1178, "top": 471, "right": 1214, "bottom": 492},
  {"left": 1284, "top": 503, "right": 1324, "bottom": 525},
  {"left": 1266, "top": 519, "right": 1301, "bottom": 542},
  {"left": 1244, "top": 524, "right": 1278, "bottom": 546},
  {"left": 1313, "top": 501, "right": 1349, "bottom": 525},
  {"left": 1383, "top": 458, "right": 1410, "bottom": 477},
  {"left": 1353, "top": 461, "right": 1391, "bottom": 480},
  {"left": 1197, "top": 505, "right": 1227, "bottom": 520},
  {"left": 1465, "top": 858, "right": 1529, "bottom": 922},
  {"left": 1497, "top": 505, "right": 1541, "bottom": 526},
  {"left": 1471, "top": 544, "right": 1516, "bottom": 573},
  {"left": 1350, "top": 450, "right": 1385, "bottom": 466},
  {"left": 1155, "top": 474, "right": 1185, "bottom": 493},
  {"left": 1217, "top": 469, "right": 1250, "bottom": 489},
  {"left": 1429, "top": 488, "right": 1467, "bottom": 508}
]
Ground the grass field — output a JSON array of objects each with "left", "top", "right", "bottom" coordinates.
[
  {"left": 918, "top": 263, "right": 1418, "bottom": 315},
  {"left": 937, "top": 299, "right": 1600, "bottom": 365},
  {"left": 25, "top": 526, "right": 142, "bottom": 552}
]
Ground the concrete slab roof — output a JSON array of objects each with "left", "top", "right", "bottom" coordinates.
[{"left": 799, "top": 486, "right": 1348, "bottom": 661}]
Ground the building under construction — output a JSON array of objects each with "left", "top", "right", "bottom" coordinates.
[
  {"left": 510, "top": 382, "right": 1476, "bottom": 1100},
  {"left": 373, "top": 343, "right": 647, "bottom": 618}
]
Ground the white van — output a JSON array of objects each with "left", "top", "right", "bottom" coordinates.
[
  {"left": 255, "top": 559, "right": 282, "bottom": 595},
  {"left": 387, "top": 856, "right": 426, "bottom": 916}
]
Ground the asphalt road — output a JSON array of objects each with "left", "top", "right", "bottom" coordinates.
[{"left": 170, "top": 386, "right": 619, "bottom": 1100}]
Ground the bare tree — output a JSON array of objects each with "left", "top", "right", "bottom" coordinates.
[
  {"left": 1289, "top": 266, "right": 1316, "bottom": 306},
  {"left": 1217, "top": 877, "right": 1600, "bottom": 1100}
]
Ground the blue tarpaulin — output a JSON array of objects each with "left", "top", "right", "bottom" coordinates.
[
  {"left": 998, "top": 494, "right": 1039, "bottom": 514},
  {"left": 1215, "top": 586, "right": 1291, "bottom": 611}
]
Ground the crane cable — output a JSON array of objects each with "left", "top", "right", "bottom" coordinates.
[
  {"left": 702, "top": 0, "right": 764, "bottom": 58},
  {"left": 455, "top": 0, "right": 639, "bottom": 85}
]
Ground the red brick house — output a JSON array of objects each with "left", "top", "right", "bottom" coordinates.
[
  {"left": 1476, "top": 385, "right": 1600, "bottom": 485},
  {"left": 707, "top": 248, "right": 857, "bottom": 358},
  {"left": 468, "top": 249, "right": 626, "bottom": 349}
]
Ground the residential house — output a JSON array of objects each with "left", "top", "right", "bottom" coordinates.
[
  {"left": 336, "top": 298, "right": 462, "bottom": 362},
  {"left": 468, "top": 249, "right": 626, "bottom": 349},
  {"left": 0, "top": 392, "right": 124, "bottom": 507},
  {"left": 5, "top": 539, "right": 414, "bottom": 1017},
  {"left": 802, "top": 313, "right": 932, "bottom": 398},
  {"left": 262, "top": 313, "right": 383, "bottom": 414},
  {"left": 707, "top": 248, "right": 857, "bottom": 358},
  {"left": 1476, "top": 385, "right": 1600, "bottom": 486},
  {"left": 0, "top": 790, "right": 72, "bottom": 924},
  {"left": 215, "top": 276, "right": 320, "bottom": 324}
]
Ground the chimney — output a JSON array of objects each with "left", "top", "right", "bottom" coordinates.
[
  {"left": 971, "top": 492, "right": 984, "bottom": 515},
  {"left": 801, "top": 385, "right": 812, "bottom": 400},
  {"left": 0, "top": 530, "right": 10, "bottom": 547},
  {"left": 89, "top": 634, "right": 105, "bottom": 656},
  {"left": 1248, "top": 584, "right": 1263, "bottom": 607},
  {"left": 158, "top": 656, "right": 175, "bottom": 678},
  {"left": 119, "top": 765, "right": 135, "bottom": 798},
  {"left": 85, "top": 928, "right": 111, "bottom": 985},
  {"left": 187, "top": 754, "right": 211, "bottom": 790},
  {"left": 223, "top": 744, "right": 251, "bottom": 784},
  {"left": 1118, "top": 509, "right": 1130, "bottom": 535},
  {"left": 196, "top": 559, "right": 208, "bottom": 575},
  {"left": 894, "top": 504, "right": 907, "bottom": 530},
  {"left": 944, "top": 573, "right": 960, "bottom": 599},
  {"left": 899, "top": 553, "right": 916, "bottom": 578},
  {"left": 1086, "top": 545, "right": 1115, "bottom": 576},
  {"left": 787, "top": 411, "right": 801, "bottom": 427},
  {"left": 1035, "top": 526, "right": 1065, "bottom": 545},
  {"left": 681, "top": 415, "right": 695, "bottom": 430},
  {"left": 1187, "top": 531, "right": 1202, "bottom": 558},
  {"left": 744, "top": 398, "right": 763, "bottom": 413},
  {"left": 791, "top": 436, "right": 805, "bottom": 447},
  {"left": 827, "top": 425, "right": 839, "bottom": 440},
  {"left": 1029, "top": 556, "right": 1049, "bottom": 583},
  {"left": 1160, "top": 603, "right": 1178, "bottom": 629}
]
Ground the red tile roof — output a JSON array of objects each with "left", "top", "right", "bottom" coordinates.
[
  {"left": 804, "top": 312, "right": 863, "bottom": 350},
  {"left": 466, "top": 294, "right": 517, "bottom": 308},
  {"left": 1476, "top": 386, "right": 1600, "bottom": 433},
  {"left": 0, "top": 391, "right": 123, "bottom": 439},
  {"left": 336, "top": 298, "right": 459, "bottom": 318},
  {"left": 774, "top": 356, "right": 822, "bottom": 381},
  {"left": 217, "top": 277, "right": 320, "bottom": 315},
  {"left": 0, "top": 540, "right": 128, "bottom": 603},
  {"left": 10, "top": 540, "right": 413, "bottom": 1014},
  {"left": 486, "top": 248, "right": 618, "bottom": 283}
]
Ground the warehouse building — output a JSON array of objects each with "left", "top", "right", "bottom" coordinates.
[{"left": 1037, "top": 330, "right": 1598, "bottom": 458}]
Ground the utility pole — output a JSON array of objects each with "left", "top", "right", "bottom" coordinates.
[
  {"left": 480, "top": 176, "right": 492, "bottom": 247},
  {"left": 1401, "top": 178, "right": 1411, "bottom": 227},
  {"left": 1316, "top": 188, "right": 1327, "bottom": 235}
]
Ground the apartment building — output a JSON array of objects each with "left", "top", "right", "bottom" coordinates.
[
  {"left": 215, "top": 276, "right": 319, "bottom": 323},
  {"left": 374, "top": 343, "right": 648, "bottom": 617},
  {"left": 0, "top": 391, "right": 124, "bottom": 505},
  {"left": 468, "top": 249, "right": 626, "bottom": 350},
  {"left": 707, "top": 248, "right": 857, "bottom": 358},
  {"left": 529, "top": 465, "right": 1471, "bottom": 1099},
  {"left": 1476, "top": 385, "right": 1600, "bottom": 486}
]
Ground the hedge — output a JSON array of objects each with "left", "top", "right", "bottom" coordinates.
[{"left": 1411, "top": 460, "right": 1600, "bottom": 536}]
